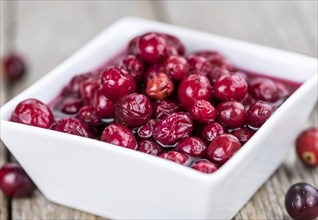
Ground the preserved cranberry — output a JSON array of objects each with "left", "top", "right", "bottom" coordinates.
[
  {"left": 164, "top": 56, "right": 189, "bottom": 80},
  {"left": 207, "top": 66, "right": 230, "bottom": 84},
  {"left": 53, "top": 118, "right": 93, "bottom": 138},
  {"left": 159, "top": 151, "right": 189, "bottom": 165},
  {"left": 11, "top": 99, "right": 54, "bottom": 129},
  {"left": 80, "top": 77, "right": 99, "bottom": 104},
  {"left": 136, "top": 119, "right": 156, "bottom": 139},
  {"left": 187, "top": 54, "right": 213, "bottom": 76},
  {"left": 146, "top": 73, "right": 174, "bottom": 100},
  {"left": 230, "top": 127, "right": 255, "bottom": 144},
  {"left": 191, "top": 160, "right": 219, "bottom": 174},
  {"left": 276, "top": 82, "right": 291, "bottom": 101},
  {"left": 160, "top": 33, "right": 185, "bottom": 56},
  {"left": 232, "top": 71, "right": 248, "bottom": 81},
  {"left": 128, "top": 36, "right": 141, "bottom": 57},
  {"left": 3, "top": 54, "right": 27, "bottom": 82},
  {"left": 138, "top": 32, "right": 168, "bottom": 64},
  {"left": 65, "top": 73, "right": 93, "bottom": 97},
  {"left": 100, "top": 66, "right": 136, "bottom": 101},
  {"left": 176, "top": 137, "right": 207, "bottom": 157},
  {"left": 194, "top": 50, "right": 233, "bottom": 71},
  {"left": 191, "top": 100, "right": 217, "bottom": 124},
  {"left": 178, "top": 74, "right": 212, "bottom": 110},
  {"left": 285, "top": 182, "right": 318, "bottom": 220},
  {"left": 77, "top": 106, "right": 101, "bottom": 126},
  {"left": 153, "top": 112, "right": 193, "bottom": 147},
  {"left": 249, "top": 78, "right": 279, "bottom": 103},
  {"left": 201, "top": 121, "right": 225, "bottom": 142},
  {"left": 217, "top": 101, "right": 247, "bottom": 128},
  {"left": 241, "top": 94, "right": 255, "bottom": 108},
  {"left": 144, "top": 63, "right": 165, "bottom": 82},
  {"left": 92, "top": 91, "right": 115, "bottom": 118},
  {"left": 296, "top": 128, "right": 318, "bottom": 167},
  {"left": 120, "top": 54, "right": 145, "bottom": 83},
  {"left": 247, "top": 101, "right": 274, "bottom": 129},
  {"left": 214, "top": 74, "right": 248, "bottom": 100},
  {"left": 207, "top": 134, "right": 241, "bottom": 164},
  {"left": 58, "top": 96, "right": 83, "bottom": 114},
  {"left": 137, "top": 140, "right": 163, "bottom": 156},
  {"left": 101, "top": 123, "right": 137, "bottom": 149},
  {"left": 0, "top": 162, "right": 36, "bottom": 198},
  {"left": 152, "top": 99, "right": 181, "bottom": 121}
]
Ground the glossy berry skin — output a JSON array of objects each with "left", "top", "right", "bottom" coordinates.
[
  {"left": 247, "top": 101, "right": 274, "bottom": 129},
  {"left": 187, "top": 55, "right": 213, "bottom": 76},
  {"left": 160, "top": 33, "right": 185, "bottom": 56},
  {"left": 176, "top": 137, "right": 207, "bottom": 157},
  {"left": 115, "top": 93, "right": 152, "bottom": 128},
  {"left": 58, "top": 97, "right": 83, "bottom": 114},
  {"left": 11, "top": 99, "right": 54, "bottom": 129},
  {"left": 137, "top": 140, "right": 163, "bottom": 156},
  {"left": 65, "top": 73, "right": 93, "bottom": 97},
  {"left": 217, "top": 101, "right": 247, "bottom": 128},
  {"left": 120, "top": 55, "right": 145, "bottom": 83},
  {"left": 153, "top": 99, "right": 181, "bottom": 121},
  {"left": 144, "top": 63, "right": 165, "bottom": 82},
  {"left": 285, "top": 182, "right": 318, "bottom": 220},
  {"left": 164, "top": 56, "right": 189, "bottom": 80},
  {"left": 191, "top": 160, "right": 219, "bottom": 174},
  {"left": 230, "top": 127, "right": 255, "bottom": 145},
  {"left": 128, "top": 36, "right": 141, "bottom": 56},
  {"left": 77, "top": 106, "right": 101, "bottom": 126},
  {"left": 53, "top": 118, "right": 93, "bottom": 138},
  {"left": 100, "top": 66, "right": 136, "bottom": 101},
  {"left": 136, "top": 119, "right": 155, "bottom": 140},
  {"left": 159, "top": 151, "right": 189, "bottom": 165},
  {"left": 178, "top": 74, "right": 212, "bottom": 110},
  {"left": 193, "top": 50, "right": 233, "bottom": 71},
  {"left": 3, "top": 54, "right": 27, "bottom": 82},
  {"left": 92, "top": 91, "right": 115, "bottom": 118},
  {"left": 207, "top": 134, "right": 241, "bottom": 164},
  {"left": 80, "top": 77, "right": 99, "bottom": 104},
  {"left": 214, "top": 74, "right": 248, "bottom": 100},
  {"left": 191, "top": 100, "right": 217, "bottom": 124},
  {"left": 296, "top": 128, "right": 318, "bottom": 166},
  {"left": 249, "top": 78, "right": 279, "bottom": 103},
  {"left": 146, "top": 73, "right": 174, "bottom": 100},
  {"left": 0, "top": 162, "right": 36, "bottom": 198},
  {"left": 207, "top": 66, "right": 230, "bottom": 85},
  {"left": 101, "top": 123, "right": 137, "bottom": 149},
  {"left": 201, "top": 121, "right": 225, "bottom": 142},
  {"left": 153, "top": 112, "right": 193, "bottom": 147}
]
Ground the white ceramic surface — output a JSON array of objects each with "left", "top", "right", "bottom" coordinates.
[{"left": 0, "top": 17, "right": 317, "bottom": 219}]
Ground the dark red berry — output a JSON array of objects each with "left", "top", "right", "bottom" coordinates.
[
  {"left": 136, "top": 119, "right": 155, "bottom": 140},
  {"left": 53, "top": 118, "right": 93, "bottom": 138},
  {"left": 92, "top": 91, "right": 115, "bottom": 118},
  {"left": 137, "top": 140, "right": 163, "bottom": 156},
  {"left": 65, "top": 73, "right": 93, "bottom": 97},
  {"left": 296, "top": 128, "right": 318, "bottom": 167},
  {"left": 214, "top": 74, "right": 248, "bottom": 100},
  {"left": 164, "top": 56, "right": 189, "bottom": 80},
  {"left": 249, "top": 78, "right": 279, "bottom": 103},
  {"left": 58, "top": 97, "right": 83, "bottom": 114},
  {"left": 191, "top": 100, "right": 217, "bottom": 124},
  {"left": 80, "top": 77, "right": 99, "bottom": 104},
  {"left": 153, "top": 99, "right": 181, "bottom": 121},
  {"left": 159, "top": 151, "right": 189, "bottom": 165},
  {"left": 144, "top": 63, "right": 165, "bottom": 82},
  {"left": 176, "top": 137, "right": 207, "bottom": 157},
  {"left": 230, "top": 127, "right": 255, "bottom": 145},
  {"left": 191, "top": 160, "right": 219, "bottom": 174},
  {"left": 206, "top": 66, "right": 230, "bottom": 85},
  {"left": 187, "top": 55, "right": 212, "bottom": 76},
  {"left": 160, "top": 33, "right": 185, "bottom": 56},
  {"left": 77, "top": 106, "right": 101, "bottom": 126},
  {"left": 3, "top": 54, "right": 27, "bottom": 82},
  {"left": 128, "top": 36, "right": 141, "bottom": 56},
  {"left": 247, "top": 101, "right": 274, "bottom": 129},
  {"left": 217, "top": 101, "right": 247, "bottom": 128},
  {"left": 120, "top": 55, "right": 145, "bottom": 83},
  {"left": 146, "top": 73, "right": 174, "bottom": 100},
  {"left": 201, "top": 122, "right": 225, "bottom": 142},
  {"left": 193, "top": 51, "right": 233, "bottom": 71}
]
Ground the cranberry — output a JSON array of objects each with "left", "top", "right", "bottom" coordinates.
[
  {"left": 207, "top": 66, "right": 230, "bottom": 84},
  {"left": 115, "top": 93, "right": 152, "bottom": 127},
  {"left": 92, "top": 91, "right": 115, "bottom": 118},
  {"left": 77, "top": 106, "right": 101, "bottom": 126},
  {"left": 65, "top": 73, "right": 93, "bottom": 97},
  {"left": 0, "top": 162, "right": 36, "bottom": 198},
  {"left": 232, "top": 71, "right": 248, "bottom": 81},
  {"left": 120, "top": 55, "right": 145, "bottom": 83},
  {"left": 164, "top": 56, "right": 189, "bottom": 80},
  {"left": 100, "top": 66, "right": 136, "bottom": 101},
  {"left": 159, "top": 151, "right": 189, "bottom": 165},
  {"left": 146, "top": 73, "right": 174, "bottom": 100},
  {"left": 249, "top": 78, "right": 279, "bottom": 103},
  {"left": 201, "top": 121, "right": 225, "bottom": 142},
  {"left": 176, "top": 137, "right": 207, "bottom": 157},
  {"left": 178, "top": 74, "right": 212, "bottom": 110},
  {"left": 101, "top": 123, "right": 137, "bottom": 149},
  {"left": 187, "top": 55, "right": 213, "bottom": 76},
  {"left": 144, "top": 63, "right": 165, "bottom": 82},
  {"left": 136, "top": 119, "right": 156, "bottom": 139},
  {"left": 128, "top": 36, "right": 141, "bottom": 57},
  {"left": 194, "top": 51, "right": 233, "bottom": 71},
  {"left": 285, "top": 182, "right": 318, "bottom": 220},
  {"left": 160, "top": 33, "right": 185, "bottom": 56},
  {"left": 3, "top": 54, "right": 27, "bottom": 82},
  {"left": 191, "top": 100, "right": 217, "bottom": 124},
  {"left": 80, "top": 77, "right": 99, "bottom": 104},
  {"left": 230, "top": 127, "right": 255, "bottom": 144},
  {"left": 153, "top": 112, "right": 193, "bottom": 147},
  {"left": 247, "top": 101, "right": 274, "bottom": 129},
  {"left": 137, "top": 140, "right": 163, "bottom": 156},
  {"left": 191, "top": 160, "right": 219, "bottom": 174},
  {"left": 217, "top": 101, "right": 247, "bottom": 128},
  {"left": 152, "top": 99, "right": 181, "bottom": 121},
  {"left": 11, "top": 99, "right": 54, "bottom": 129},
  {"left": 138, "top": 32, "right": 168, "bottom": 64},
  {"left": 296, "top": 128, "right": 318, "bottom": 166},
  {"left": 58, "top": 96, "right": 83, "bottom": 114},
  {"left": 53, "top": 118, "right": 93, "bottom": 138},
  {"left": 241, "top": 94, "right": 255, "bottom": 108},
  {"left": 214, "top": 74, "right": 248, "bottom": 100},
  {"left": 207, "top": 134, "right": 241, "bottom": 164},
  {"left": 276, "top": 82, "right": 291, "bottom": 100}
]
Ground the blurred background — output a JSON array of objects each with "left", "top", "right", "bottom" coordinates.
[{"left": 0, "top": 1, "right": 317, "bottom": 219}]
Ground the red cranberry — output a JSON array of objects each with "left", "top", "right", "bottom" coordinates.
[
  {"left": 0, "top": 162, "right": 36, "bottom": 198},
  {"left": 146, "top": 73, "right": 174, "bottom": 100},
  {"left": 276, "top": 82, "right": 291, "bottom": 100},
  {"left": 176, "top": 137, "right": 207, "bottom": 157},
  {"left": 58, "top": 97, "right": 83, "bottom": 114},
  {"left": 53, "top": 118, "right": 93, "bottom": 138},
  {"left": 201, "top": 122, "right": 225, "bottom": 142},
  {"left": 128, "top": 36, "right": 141, "bottom": 57},
  {"left": 153, "top": 112, "right": 193, "bottom": 147},
  {"left": 11, "top": 99, "right": 54, "bottom": 129},
  {"left": 241, "top": 94, "right": 255, "bottom": 108},
  {"left": 214, "top": 74, "right": 248, "bottom": 100},
  {"left": 217, "top": 101, "right": 247, "bottom": 128},
  {"left": 137, "top": 140, "right": 163, "bottom": 156},
  {"left": 247, "top": 101, "right": 274, "bottom": 129},
  {"left": 187, "top": 55, "right": 213, "bottom": 76},
  {"left": 191, "top": 160, "right": 219, "bottom": 174},
  {"left": 80, "top": 77, "right": 99, "bottom": 104},
  {"left": 194, "top": 51, "right": 233, "bottom": 71},
  {"left": 178, "top": 74, "right": 212, "bottom": 110},
  {"left": 191, "top": 100, "right": 217, "bottom": 124},
  {"left": 232, "top": 71, "right": 248, "bottom": 81},
  {"left": 285, "top": 182, "right": 318, "bottom": 220},
  {"left": 153, "top": 99, "right": 181, "bottom": 121},
  {"left": 136, "top": 119, "right": 156, "bottom": 139},
  {"left": 92, "top": 91, "right": 115, "bottom": 118},
  {"left": 164, "top": 56, "right": 189, "bottom": 80},
  {"left": 77, "top": 106, "right": 101, "bottom": 126},
  {"left": 144, "top": 63, "right": 165, "bottom": 82},
  {"left": 249, "top": 78, "right": 279, "bottom": 103},
  {"left": 100, "top": 66, "right": 136, "bottom": 101},
  {"left": 65, "top": 73, "right": 93, "bottom": 97},
  {"left": 207, "top": 134, "right": 241, "bottom": 164},
  {"left": 115, "top": 93, "right": 152, "bottom": 127},
  {"left": 120, "top": 55, "right": 145, "bottom": 83},
  {"left": 3, "top": 54, "right": 27, "bottom": 82},
  {"left": 101, "top": 123, "right": 137, "bottom": 149},
  {"left": 159, "top": 151, "right": 189, "bottom": 165},
  {"left": 160, "top": 33, "right": 185, "bottom": 56},
  {"left": 207, "top": 66, "right": 230, "bottom": 84},
  {"left": 296, "top": 128, "right": 318, "bottom": 167},
  {"left": 230, "top": 127, "right": 255, "bottom": 145},
  {"left": 138, "top": 32, "right": 168, "bottom": 64}
]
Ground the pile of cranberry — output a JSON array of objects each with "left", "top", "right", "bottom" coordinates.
[{"left": 10, "top": 32, "right": 295, "bottom": 174}]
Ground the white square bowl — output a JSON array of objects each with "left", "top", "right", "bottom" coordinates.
[{"left": 0, "top": 17, "right": 317, "bottom": 219}]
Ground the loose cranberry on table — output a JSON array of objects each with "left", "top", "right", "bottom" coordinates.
[
  {"left": 230, "top": 127, "right": 255, "bottom": 145},
  {"left": 214, "top": 74, "right": 248, "bottom": 100},
  {"left": 53, "top": 118, "right": 93, "bottom": 138},
  {"left": 191, "top": 100, "right": 217, "bottom": 124},
  {"left": 164, "top": 56, "right": 189, "bottom": 80},
  {"left": 146, "top": 73, "right": 174, "bottom": 100},
  {"left": 296, "top": 128, "right": 318, "bottom": 166},
  {"left": 0, "top": 162, "right": 36, "bottom": 198},
  {"left": 191, "top": 160, "right": 219, "bottom": 174},
  {"left": 201, "top": 121, "right": 225, "bottom": 142},
  {"left": 92, "top": 91, "right": 115, "bottom": 118},
  {"left": 119, "top": 54, "right": 145, "bottom": 83},
  {"left": 249, "top": 78, "right": 279, "bottom": 103},
  {"left": 247, "top": 101, "right": 274, "bottom": 129},
  {"left": 136, "top": 119, "right": 156, "bottom": 140},
  {"left": 217, "top": 101, "right": 247, "bottom": 129},
  {"left": 3, "top": 53, "right": 27, "bottom": 82},
  {"left": 159, "top": 151, "right": 189, "bottom": 165},
  {"left": 77, "top": 106, "right": 101, "bottom": 126},
  {"left": 187, "top": 54, "right": 213, "bottom": 76},
  {"left": 176, "top": 137, "right": 207, "bottom": 158},
  {"left": 285, "top": 182, "right": 318, "bottom": 220},
  {"left": 137, "top": 140, "right": 163, "bottom": 156},
  {"left": 152, "top": 99, "right": 181, "bottom": 121},
  {"left": 11, "top": 99, "right": 54, "bottom": 129}
]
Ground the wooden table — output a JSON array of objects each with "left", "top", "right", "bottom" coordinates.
[{"left": 0, "top": 1, "right": 317, "bottom": 219}]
